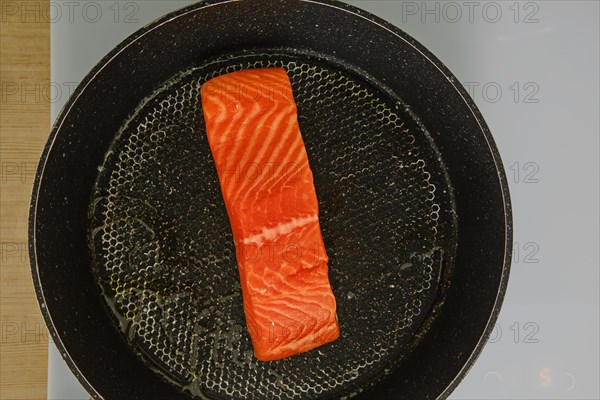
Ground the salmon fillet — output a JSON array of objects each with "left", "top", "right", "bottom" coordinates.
[{"left": 201, "top": 68, "right": 339, "bottom": 361}]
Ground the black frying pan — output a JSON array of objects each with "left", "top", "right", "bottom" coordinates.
[{"left": 29, "top": 1, "right": 512, "bottom": 399}]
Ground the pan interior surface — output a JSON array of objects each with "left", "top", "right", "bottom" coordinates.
[{"left": 90, "top": 50, "right": 457, "bottom": 399}]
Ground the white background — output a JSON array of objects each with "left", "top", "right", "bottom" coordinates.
[{"left": 49, "top": 1, "right": 599, "bottom": 399}]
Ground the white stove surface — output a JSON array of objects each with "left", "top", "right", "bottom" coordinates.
[{"left": 49, "top": 1, "right": 599, "bottom": 399}]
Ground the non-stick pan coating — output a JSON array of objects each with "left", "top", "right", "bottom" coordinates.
[
  {"left": 90, "top": 50, "right": 457, "bottom": 399},
  {"left": 29, "top": 1, "right": 511, "bottom": 399}
]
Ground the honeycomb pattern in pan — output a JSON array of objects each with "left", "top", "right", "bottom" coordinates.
[{"left": 90, "top": 51, "right": 456, "bottom": 400}]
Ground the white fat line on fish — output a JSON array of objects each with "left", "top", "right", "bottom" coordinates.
[{"left": 241, "top": 214, "right": 318, "bottom": 246}]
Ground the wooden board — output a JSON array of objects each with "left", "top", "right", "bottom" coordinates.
[{"left": 0, "top": 0, "right": 50, "bottom": 398}]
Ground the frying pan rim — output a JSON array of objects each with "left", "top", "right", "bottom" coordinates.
[{"left": 28, "top": 0, "right": 513, "bottom": 399}]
